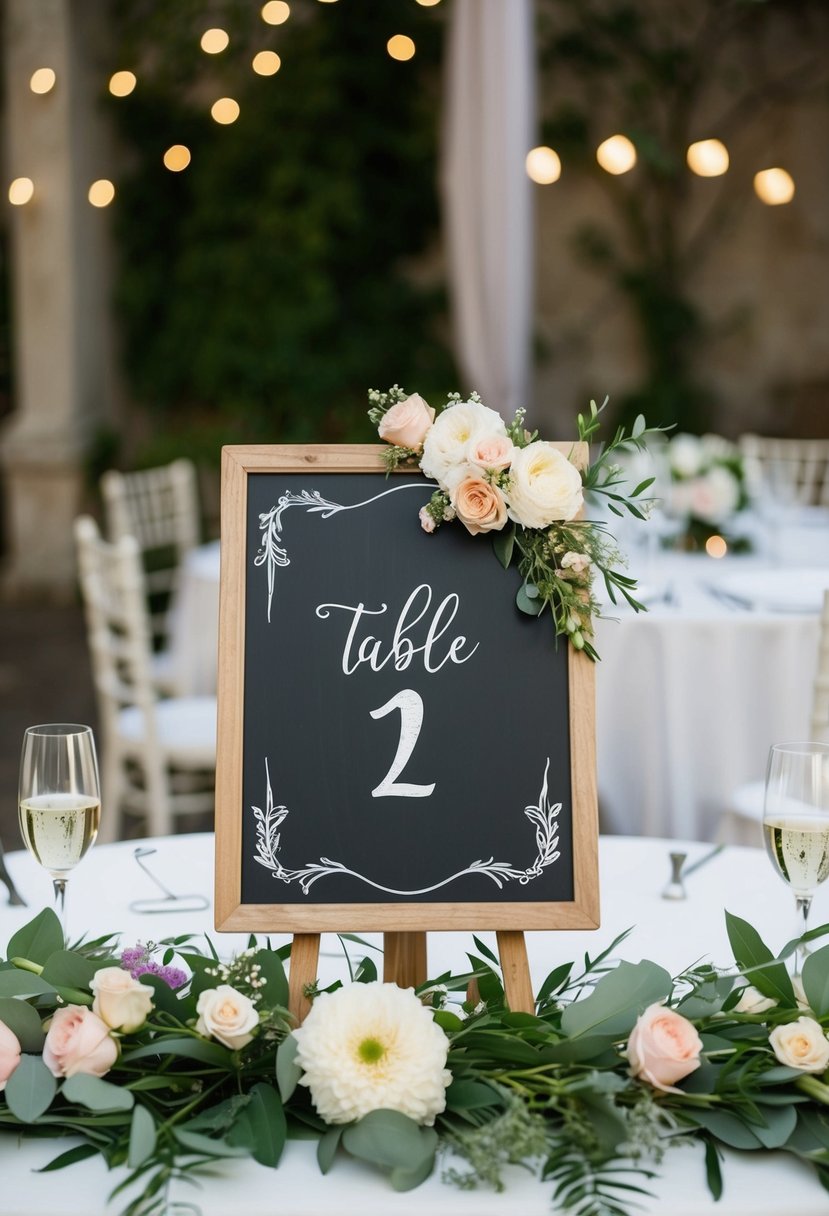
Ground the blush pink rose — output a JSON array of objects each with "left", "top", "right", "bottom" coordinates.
[
  {"left": 626, "top": 1003, "right": 702, "bottom": 1092},
  {"left": 467, "top": 434, "right": 515, "bottom": 472},
  {"left": 418, "top": 506, "right": 436, "bottom": 533},
  {"left": 451, "top": 476, "right": 508, "bottom": 536},
  {"left": 43, "top": 1005, "right": 119, "bottom": 1079},
  {"left": 0, "top": 1019, "right": 21, "bottom": 1091},
  {"left": 378, "top": 393, "right": 435, "bottom": 450}
]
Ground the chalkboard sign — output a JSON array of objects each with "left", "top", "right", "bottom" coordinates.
[{"left": 215, "top": 445, "right": 598, "bottom": 933}]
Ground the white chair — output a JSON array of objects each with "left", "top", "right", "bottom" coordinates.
[
  {"left": 739, "top": 435, "right": 829, "bottom": 508},
  {"left": 74, "top": 515, "right": 216, "bottom": 840},
  {"left": 101, "top": 459, "right": 201, "bottom": 682},
  {"left": 720, "top": 590, "right": 829, "bottom": 844}
]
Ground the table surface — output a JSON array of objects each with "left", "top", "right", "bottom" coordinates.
[{"left": 2, "top": 832, "right": 829, "bottom": 1214}]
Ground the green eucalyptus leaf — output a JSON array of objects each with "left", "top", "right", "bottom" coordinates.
[
  {"left": 751, "top": 1103, "right": 798, "bottom": 1149},
  {"left": 686, "top": 1108, "right": 763, "bottom": 1150},
  {"left": 342, "top": 1109, "right": 437, "bottom": 1173},
  {"left": 123, "top": 1036, "right": 232, "bottom": 1067},
  {"left": 6, "top": 909, "right": 64, "bottom": 966},
  {"left": 445, "top": 1079, "right": 503, "bottom": 1111},
  {"left": 560, "top": 960, "right": 672, "bottom": 1040},
  {"left": 0, "top": 970, "right": 56, "bottom": 1000},
  {"left": 128, "top": 1104, "right": 157, "bottom": 1168},
  {"left": 40, "top": 951, "right": 99, "bottom": 991},
  {"left": 390, "top": 1150, "right": 436, "bottom": 1192},
  {"left": 725, "top": 912, "right": 795, "bottom": 1006},
  {"left": 172, "top": 1128, "right": 249, "bottom": 1158},
  {"left": 492, "top": 523, "right": 515, "bottom": 570},
  {"left": 228, "top": 1082, "right": 286, "bottom": 1167},
  {"left": 251, "top": 948, "right": 289, "bottom": 1010},
  {"left": 516, "top": 585, "right": 543, "bottom": 616},
  {"left": 276, "top": 1034, "right": 302, "bottom": 1103},
  {"left": 317, "top": 1126, "right": 343, "bottom": 1174},
  {"left": 0, "top": 996, "right": 45, "bottom": 1052},
  {"left": 5, "top": 1053, "right": 57, "bottom": 1122},
  {"left": 62, "top": 1074, "right": 134, "bottom": 1113},
  {"left": 801, "top": 944, "right": 829, "bottom": 1016}
]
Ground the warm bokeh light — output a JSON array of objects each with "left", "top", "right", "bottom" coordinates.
[
  {"left": 705, "top": 535, "right": 728, "bottom": 559},
  {"left": 88, "top": 179, "right": 115, "bottom": 208},
  {"left": 201, "top": 28, "right": 229, "bottom": 54},
  {"left": 687, "top": 139, "right": 729, "bottom": 177},
  {"left": 8, "top": 178, "right": 34, "bottom": 206},
  {"left": 596, "top": 134, "right": 637, "bottom": 175},
  {"left": 252, "top": 50, "right": 281, "bottom": 76},
  {"left": 754, "top": 167, "right": 795, "bottom": 205},
  {"left": 261, "top": 1, "right": 290, "bottom": 24},
  {"left": 30, "top": 68, "right": 56, "bottom": 95},
  {"left": 416, "top": 0, "right": 442, "bottom": 5},
  {"left": 211, "top": 97, "right": 240, "bottom": 125},
  {"left": 525, "top": 146, "right": 561, "bottom": 185},
  {"left": 163, "top": 145, "right": 191, "bottom": 172},
  {"left": 387, "top": 35, "right": 416, "bottom": 61},
  {"left": 109, "top": 71, "right": 137, "bottom": 97}
]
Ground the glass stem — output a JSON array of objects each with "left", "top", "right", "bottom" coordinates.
[
  {"left": 52, "top": 877, "right": 67, "bottom": 943},
  {"left": 795, "top": 894, "right": 812, "bottom": 975}
]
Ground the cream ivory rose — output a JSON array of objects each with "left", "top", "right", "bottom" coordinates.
[
  {"left": 91, "top": 967, "right": 154, "bottom": 1033},
  {"left": 769, "top": 1016, "right": 829, "bottom": 1073},
  {"left": 505, "top": 441, "right": 584, "bottom": 529},
  {"left": 451, "top": 476, "right": 508, "bottom": 536},
  {"left": 420, "top": 400, "right": 507, "bottom": 489},
  {"left": 196, "top": 985, "right": 259, "bottom": 1050},
  {"left": 626, "top": 1003, "right": 702, "bottom": 1092},
  {"left": 377, "top": 392, "right": 435, "bottom": 451},
  {"left": 43, "top": 1005, "right": 119, "bottom": 1079},
  {"left": 0, "top": 1020, "right": 21, "bottom": 1091}
]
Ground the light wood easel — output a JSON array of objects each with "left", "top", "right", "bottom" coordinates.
[{"left": 287, "top": 929, "right": 534, "bottom": 1023}]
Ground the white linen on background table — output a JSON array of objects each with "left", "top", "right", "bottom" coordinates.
[{"left": 1, "top": 832, "right": 829, "bottom": 1214}]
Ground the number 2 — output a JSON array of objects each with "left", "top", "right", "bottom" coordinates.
[{"left": 369, "top": 689, "right": 435, "bottom": 798}]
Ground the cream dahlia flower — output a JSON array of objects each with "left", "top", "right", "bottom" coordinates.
[{"left": 292, "top": 981, "right": 451, "bottom": 1126}]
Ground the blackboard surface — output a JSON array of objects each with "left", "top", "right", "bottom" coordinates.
[{"left": 216, "top": 447, "right": 598, "bottom": 933}]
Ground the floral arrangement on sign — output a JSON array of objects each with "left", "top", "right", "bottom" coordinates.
[
  {"left": 663, "top": 432, "right": 751, "bottom": 551},
  {"left": 2, "top": 909, "right": 829, "bottom": 1215},
  {"left": 367, "top": 388, "right": 668, "bottom": 660}
]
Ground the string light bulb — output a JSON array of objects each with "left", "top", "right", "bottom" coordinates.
[
  {"left": 201, "top": 28, "right": 229, "bottom": 54},
  {"left": 754, "top": 167, "right": 795, "bottom": 205},
  {"left": 30, "top": 68, "right": 56, "bottom": 95},
  {"left": 88, "top": 179, "right": 115, "bottom": 208},
  {"left": 596, "top": 134, "right": 637, "bottom": 175},
  {"left": 252, "top": 51, "right": 281, "bottom": 76},
  {"left": 109, "top": 71, "right": 137, "bottom": 97},
  {"left": 387, "top": 35, "right": 415, "bottom": 61},
  {"left": 261, "top": 1, "right": 290, "bottom": 23},
  {"left": 163, "top": 145, "right": 191, "bottom": 172},
  {"left": 525, "top": 146, "right": 561, "bottom": 185},
  {"left": 211, "top": 97, "right": 240, "bottom": 125},
  {"left": 8, "top": 178, "right": 35, "bottom": 206},
  {"left": 687, "top": 139, "right": 729, "bottom": 177}
]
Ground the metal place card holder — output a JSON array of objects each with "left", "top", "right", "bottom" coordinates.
[{"left": 129, "top": 847, "right": 210, "bottom": 914}]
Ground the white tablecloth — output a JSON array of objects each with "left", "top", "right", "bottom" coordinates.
[
  {"left": 167, "top": 543, "right": 822, "bottom": 841},
  {"left": 1, "top": 833, "right": 829, "bottom": 1214}
]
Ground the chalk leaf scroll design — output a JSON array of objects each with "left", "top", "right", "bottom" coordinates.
[
  {"left": 255, "top": 483, "right": 429, "bottom": 622},
  {"left": 252, "top": 757, "right": 561, "bottom": 897}
]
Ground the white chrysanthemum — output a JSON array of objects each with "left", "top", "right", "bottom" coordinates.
[
  {"left": 420, "top": 400, "right": 506, "bottom": 490},
  {"left": 292, "top": 982, "right": 451, "bottom": 1126}
]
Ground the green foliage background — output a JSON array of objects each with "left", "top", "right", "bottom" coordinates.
[{"left": 107, "top": 1, "right": 455, "bottom": 464}]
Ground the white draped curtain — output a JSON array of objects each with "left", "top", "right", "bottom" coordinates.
[{"left": 442, "top": 0, "right": 535, "bottom": 415}]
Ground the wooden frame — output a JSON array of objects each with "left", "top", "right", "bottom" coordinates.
[{"left": 215, "top": 444, "right": 599, "bottom": 935}]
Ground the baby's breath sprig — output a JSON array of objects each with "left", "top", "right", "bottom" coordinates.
[{"left": 366, "top": 384, "right": 408, "bottom": 427}]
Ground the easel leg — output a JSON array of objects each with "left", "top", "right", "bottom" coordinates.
[
  {"left": 496, "top": 930, "right": 534, "bottom": 1014},
  {"left": 383, "top": 931, "right": 428, "bottom": 989},
  {"left": 288, "top": 933, "right": 321, "bottom": 1024}
]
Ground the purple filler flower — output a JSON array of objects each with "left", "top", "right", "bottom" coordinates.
[{"left": 120, "top": 945, "right": 187, "bottom": 991}]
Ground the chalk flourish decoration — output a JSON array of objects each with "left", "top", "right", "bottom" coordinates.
[{"left": 253, "top": 756, "right": 561, "bottom": 895}]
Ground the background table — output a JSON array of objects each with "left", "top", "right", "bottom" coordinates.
[
  {"left": 2, "top": 833, "right": 829, "bottom": 1213},
  {"left": 168, "top": 543, "right": 823, "bottom": 840}
]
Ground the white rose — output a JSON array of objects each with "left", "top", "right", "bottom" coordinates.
[
  {"left": 420, "top": 401, "right": 507, "bottom": 490},
  {"left": 689, "top": 466, "right": 740, "bottom": 524},
  {"left": 769, "top": 1016, "right": 829, "bottom": 1072},
  {"left": 734, "top": 985, "right": 776, "bottom": 1015},
  {"left": 670, "top": 434, "right": 703, "bottom": 478},
  {"left": 505, "top": 441, "right": 583, "bottom": 529},
  {"left": 90, "top": 967, "right": 154, "bottom": 1033},
  {"left": 196, "top": 985, "right": 259, "bottom": 1050}
]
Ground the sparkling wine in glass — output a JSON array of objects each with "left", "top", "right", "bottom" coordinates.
[
  {"left": 763, "top": 741, "right": 829, "bottom": 972},
  {"left": 18, "top": 724, "right": 101, "bottom": 939}
]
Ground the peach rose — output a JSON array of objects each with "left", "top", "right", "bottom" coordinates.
[
  {"left": 626, "top": 1003, "right": 702, "bottom": 1092},
  {"left": 468, "top": 434, "right": 515, "bottom": 472},
  {"left": 378, "top": 393, "right": 435, "bottom": 451},
  {"left": 769, "top": 1016, "right": 829, "bottom": 1073},
  {"left": 43, "top": 1005, "right": 119, "bottom": 1079},
  {"left": 196, "top": 985, "right": 259, "bottom": 1050},
  {"left": 0, "top": 1020, "right": 21, "bottom": 1091},
  {"left": 91, "top": 966, "right": 154, "bottom": 1033},
  {"left": 451, "top": 476, "right": 508, "bottom": 536}
]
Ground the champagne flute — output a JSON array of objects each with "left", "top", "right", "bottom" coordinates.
[
  {"left": 763, "top": 741, "right": 829, "bottom": 973},
  {"left": 18, "top": 724, "right": 101, "bottom": 940}
]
